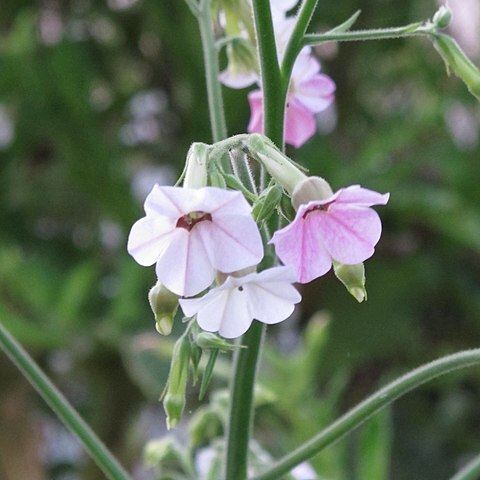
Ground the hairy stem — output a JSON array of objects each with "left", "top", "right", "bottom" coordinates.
[
  {"left": 253, "top": 349, "right": 480, "bottom": 480},
  {"left": 0, "top": 321, "right": 132, "bottom": 480},
  {"left": 197, "top": 1, "right": 228, "bottom": 146}
]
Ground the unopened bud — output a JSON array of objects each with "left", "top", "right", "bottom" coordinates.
[
  {"left": 195, "top": 332, "right": 243, "bottom": 351},
  {"left": 163, "top": 334, "right": 190, "bottom": 429},
  {"left": 144, "top": 437, "right": 182, "bottom": 466},
  {"left": 164, "top": 392, "right": 185, "bottom": 430},
  {"left": 247, "top": 134, "right": 307, "bottom": 195},
  {"left": 219, "top": 39, "right": 258, "bottom": 89},
  {"left": 148, "top": 282, "right": 179, "bottom": 336},
  {"left": 189, "top": 408, "right": 223, "bottom": 448},
  {"left": 433, "top": 33, "right": 480, "bottom": 101},
  {"left": 433, "top": 5, "right": 452, "bottom": 29},
  {"left": 183, "top": 142, "right": 209, "bottom": 189},
  {"left": 291, "top": 176, "right": 334, "bottom": 210},
  {"left": 333, "top": 262, "right": 367, "bottom": 303}
]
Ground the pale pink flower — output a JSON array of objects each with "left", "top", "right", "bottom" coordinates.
[
  {"left": 248, "top": 54, "right": 335, "bottom": 148},
  {"left": 127, "top": 185, "right": 264, "bottom": 297},
  {"left": 271, "top": 186, "right": 389, "bottom": 283},
  {"left": 179, "top": 266, "right": 301, "bottom": 338}
]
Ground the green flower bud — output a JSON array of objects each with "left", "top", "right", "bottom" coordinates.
[
  {"left": 188, "top": 408, "right": 223, "bottom": 448},
  {"left": 246, "top": 134, "right": 307, "bottom": 195},
  {"left": 163, "top": 334, "right": 191, "bottom": 429},
  {"left": 144, "top": 437, "right": 182, "bottom": 467},
  {"left": 291, "top": 176, "right": 334, "bottom": 210},
  {"left": 432, "top": 5, "right": 452, "bottom": 29},
  {"left": 148, "top": 282, "right": 179, "bottom": 336},
  {"left": 433, "top": 33, "right": 480, "bottom": 101},
  {"left": 333, "top": 261, "right": 367, "bottom": 303},
  {"left": 183, "top": 142, "right": 210, "bottom": 189},
  {"left": 195, "top": 332, "right": 243, "bottom": 351}
]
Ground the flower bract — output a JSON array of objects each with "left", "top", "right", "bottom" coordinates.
[
  {"left": 271, "top": 186, "right": 389, "bottom": 283},
  {"left": 179, "top": 266, "right": 301, "bottom": 338},
  {"left": 127, "top": 185, "right": 264, "bottom": 297}
]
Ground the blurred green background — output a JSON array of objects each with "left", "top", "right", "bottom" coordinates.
[{"left": 1, "top": 0, "right": 480, "bottom": 479}]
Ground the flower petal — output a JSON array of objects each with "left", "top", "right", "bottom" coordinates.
[
  {"left": 144, "top": 185, "right": 188, "bottom": 218},
  {"left": 294, "top": 74, "right": 336, "bottom": 113},
  {"left": 247, "top": 90, "right": 264, "bottom": 134},
  {"left": 271, "top": 214, "right": 332, "bottom": 283},
  {"left": 155, "top": 229, "right": 215, "bottom": 296},
  {"left": 335, "top": 186, "right": 390, "bottom": 207},
  {"left": 291, "top": 54, "right": 321, "bottom": 82},
  {"left": 219, "top": 67, "right": 257, "bottom": 89},
  {"left": 314, "top": 205, "right": 383, "bottom": 264},
  {"left": 284, "top": 97, "right": 317, "bottom": 148},
  {"left": 127, "top": 216, "right": 175, "bottom": 266},
  {"left": 197, "top": 215, "right": 264, "bottom": 273}
]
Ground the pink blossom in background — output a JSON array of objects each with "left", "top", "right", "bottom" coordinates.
[
  {"left": 127, "top": 185, "right": 264, "bottom": 297},
  {"left": 271, "top": 186, "right": 389, "bottom": 283},
  {"left": 247, "top": 54, "right": 336, "bottom": 148},
  {"left": 179, "top": 266, "right": 301, "bottom": 338}
]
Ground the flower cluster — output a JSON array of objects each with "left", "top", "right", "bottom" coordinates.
[
  {"left": 128, "top": 137, "right": 388, "bottom": 341},
  {"left": 218, "top": 0, "right": 336, "bottom": 147}
]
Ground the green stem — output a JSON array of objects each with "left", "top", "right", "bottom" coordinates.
[
  {"left": 224, "top": 3, "right": 286, "bottom": 479},
  {"left": 253, "top": 349, "right": 480, "bottom": 480},
  {"left": 304, "top": 22, "right": 434, "bottom": 45},
  {"left": 0, "top": 321, "right": 132, "bottom": 480},
  {"left": 196, "top": 1, "right": 228, "bottom": 146},
  {"left": 450, "top": 453, "right": 480, "bottom": 480},
  {"left": 281, "top": 0, "right": 319, "bottom": 86},
  {"left": 224, "top": 321, "right": 266, "bottom": 480},
  {"left": 250, "top": 0, "right": 283, "bottom": 147}
]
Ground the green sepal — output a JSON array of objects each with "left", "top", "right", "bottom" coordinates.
[
  {"left": 252, "top": 183, "right": 283, "bottom": 223},
  {"left": 199, "top": 349, "right": 219, "bottom": 400},
  {"left": 333, "top": 261, "right": 367, "bottom": 303}
]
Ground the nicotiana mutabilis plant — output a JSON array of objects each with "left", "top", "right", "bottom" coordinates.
[{"left": 1, "top": 2, "right": 480, "bottom": 480}]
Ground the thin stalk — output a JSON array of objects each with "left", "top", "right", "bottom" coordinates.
[
  {"left": 450, "top": 453, "right": 480, "bottom": 480},
  {"left": 304, "top": 22, "right": 434, "bottom": 46},
  {"left": 253, "top": 349, "right": 480, "bottom": 480},
  {"left": 281, "top": 0, "right": 319, "bottom": 86},
  {"left": 0, "top": 321, "right": 132, "bottom": 480},
  {"left": 196, "top": 2, "right": 228, "bottom": 146},
  {"left": 224, "top": 2, "right": 284, "bottom": 479},
  {"left": 250, "top": 0, "right": 283, "bottom": 147},
  {"left": 224, "top": 321, "right": 266, "bottom": 480}
]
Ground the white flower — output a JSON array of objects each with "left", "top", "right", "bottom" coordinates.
[
  {"left": 127, "top": 185, "right": 264, "bottom": 297},
  {"left": 179, "top": 266, "right": 301, "bottom": 338}
]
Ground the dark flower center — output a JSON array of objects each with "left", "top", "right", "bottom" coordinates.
[
  {"left": 302, "top": 200, "right": 334, "bottom": 220},
  {"left": 176, "top": 211, "right": 212, "bottom": 231}
]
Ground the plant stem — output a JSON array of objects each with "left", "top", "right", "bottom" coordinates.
[
  {"left": 450, "top": 453, "right": 480, "bottom": 480},
  {"left": 304, "top": 22, "right": 434, "bottom": 46},
  {"left": 250, "top": 0, "right": 283, "bottom": 147},
  {"left": 196, "top": 1, "right": 228, "bottom": 146},
  {"left": 281, "top": 0, "right": 319, "bottom": 86},
  {"left": 224, "top": 2, "right": 286, "bottom": 479},
  {"left": 224, "top": 321, "right": 265, "bottom": 480},
  {"left": 253, "top": 349, "right": 480, "bottom": 480},
  {"left": 0, "top": 321, "right": 132, "bottom": 480}
]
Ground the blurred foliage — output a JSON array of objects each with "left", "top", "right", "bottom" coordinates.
[{"left": 1, "top": 0, "right": 480, "bottom": 479}]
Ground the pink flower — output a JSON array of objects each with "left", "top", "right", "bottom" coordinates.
[
  {"left": 248, "top": 54, "right": 336, "bottom": 148},
  {"left": 179, "top": 266, "right": 301, "bottom": 338},
  {"left": 271, "top": 186, "right": 389, "bottom": 283},
  {"left": 127, "top": 185, "right": 264, "bottom": 297}
]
